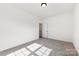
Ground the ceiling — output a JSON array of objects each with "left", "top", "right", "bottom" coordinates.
[{"left": 14, "top": 3, "right": 75, "bottom": 18}]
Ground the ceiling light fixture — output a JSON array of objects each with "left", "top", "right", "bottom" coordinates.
[{"left": 41, "top": 3, "right": 47, "bottom": 8}]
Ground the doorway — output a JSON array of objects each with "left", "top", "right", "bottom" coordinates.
[{"left": 39, "top": 23, "right": 43, "bottom": 38}]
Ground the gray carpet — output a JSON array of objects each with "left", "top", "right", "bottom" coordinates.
[{"left": 0, "top": 38, "right": 78, "bottom": 56}]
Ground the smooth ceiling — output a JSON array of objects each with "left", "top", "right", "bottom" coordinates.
[{"left": 9, "top": 3, "right": 75, "bottom": 18}]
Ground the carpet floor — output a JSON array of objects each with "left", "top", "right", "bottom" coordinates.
[{"left": 0, "top": 38, "right": 78, "bottom": 56}]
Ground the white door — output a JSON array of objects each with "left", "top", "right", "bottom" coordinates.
[{"left": 42, "top": 21, "right": 48, "bottom": 38}]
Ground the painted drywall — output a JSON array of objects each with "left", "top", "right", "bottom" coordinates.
[
  {"left": 73, "top": 4, "right": 79, "bottom": 54},
  {"left": 0, "top": 4, "right": 39, "bottom": 51},
  {"left": 43, "top": 12, "right": 73, "bottom": 42}
]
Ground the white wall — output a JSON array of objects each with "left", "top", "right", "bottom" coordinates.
[
  {"left": 43, "top": 12, "right": 73, "bottom": 42},
  {"left": 73, "top": 4, "right": 79, "bottom": 54},
  {"left": 0, "top": 4, "right": 39, "bottom": 51}
]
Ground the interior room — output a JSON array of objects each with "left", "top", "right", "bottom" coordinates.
[{"left": 0, "top": 3, "right": 79, "bottom": 56}]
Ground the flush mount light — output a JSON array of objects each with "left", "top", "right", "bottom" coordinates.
[{"left": 41, "top": 3, "right": 47, "bottom": 8}]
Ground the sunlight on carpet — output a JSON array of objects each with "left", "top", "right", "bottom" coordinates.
[{"left": 6, "top": 43, "right": 52, "bottom": 56}]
